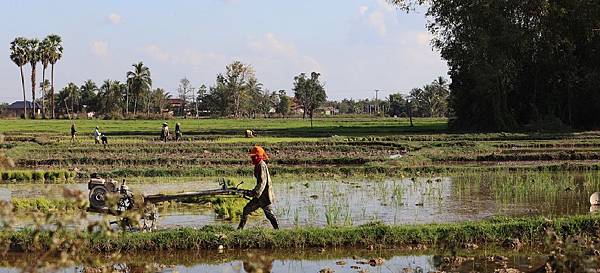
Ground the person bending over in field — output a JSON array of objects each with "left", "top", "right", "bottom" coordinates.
[
  {"left": 101, "top": 133, "right": 108, "bottom": 148},
  {"left": 238, "top": 146, "right": 279, "bottom": 230},
  {"left": 93, "top": 126, "right": 101, "bottom": 144},
  {"left": 245, "top": 129, "right": 255, "bottom": 138},
  {"left": 70, "top": 123, "right": 77, "bottom": 143}
]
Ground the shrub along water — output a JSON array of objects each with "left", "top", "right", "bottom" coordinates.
[
  {"left": 2, "top": 214, "right": 600, "bottom": 252},
  {"left": 0, "top": 170, "right": 75, "bottom": 182}
]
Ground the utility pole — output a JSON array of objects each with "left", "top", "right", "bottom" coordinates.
[{"left": 374, "top": 89, "right": 380, "bottom": 115}]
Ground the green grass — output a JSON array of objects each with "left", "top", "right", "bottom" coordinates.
[
  {"left": 0, "top": 170, "right": 76, "bottom": 182},
  {"left": 3, "top": 214, "right": 599, "bottom": 252},
  {"left": 0, "top": 117, "right": 447, "bottom": 137}
]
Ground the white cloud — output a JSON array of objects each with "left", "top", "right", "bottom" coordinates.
[
  {"left": 144, "top": 45, "right": 170, "bottom": 62},
  {"left": 359, "top": 6, "right": 369, "bottom": 16},
  {"left": 249, "top": 32, "right": 322, "bottom": 72},
  {"left": 375, "top": 0, "right": 395, "bottom": 12},
  {"left": 368, "top": 11, "right": 387, "bottom": 36},
  {"left": 90, "top": 41, "right": 109, "bottom": 58},
  {"left": 357, "top": 0, "right": 398, "bottom": 37},
  {"left": 108, "top": 13, "right": 122, "bottom": 24}
]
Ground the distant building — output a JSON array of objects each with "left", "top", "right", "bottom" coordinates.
[
  {"left": 4, "top": 101, "right": 40, "bottom": 117},
  {"left": 318, "top": 106, "right": 338, "bottom": 116},
  {"left": 291, "top": 98, "right": 304, "bottom": 115},
  {"left": 167, "top": 98, "right": 183, "bottom": 109}
]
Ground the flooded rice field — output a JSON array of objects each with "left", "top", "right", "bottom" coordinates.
[
  {"left": 0, "top": 249, "right": 550, "bottom": 273},
  {"left": 1, "top": 171, "right": 599, "bottom": 229}
]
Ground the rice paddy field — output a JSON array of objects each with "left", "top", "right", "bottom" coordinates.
[{"left": 2, "top": 117, "right": 600, "bottom": 272}]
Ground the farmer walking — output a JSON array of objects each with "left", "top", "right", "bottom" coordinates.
[
  {"left": 93, "top": 126, "right": 101, "bottom": 144},
  {"left": 70, "top": 123, "right": 77, "bottom": 143},
  {"left": 238, "top": 146, "right": 279, "bottom": 230},
  {"left": 175, "top": 122, "right": 182, "bottom": 141}
]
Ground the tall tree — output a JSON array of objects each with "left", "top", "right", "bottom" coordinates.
[
  {"left": 26, "top": 39, "right": 41, "bottom": 118},
  {"left": 196, "top": 84, "right": 207, "bottom": 116},
  {"left": 126, "top": 62, "right": 152, "bottom": 115},
  {"left": 46, "top": 34, "right": 63, "bottom": 119},
  {"left": 39, "top": 37, "right": 52, "bottom": 118},
  {"left": 61, "top": 83, "right": 79, "bottom": 118},
  {"left": 293, "top": 72, "right": 327, "bottom": 128},
  {"left": 98, "top": 80, "right": 125, "bottom": 116},
  {"left": 387, "top": 93, "right": 407, "bottom": 117},
  {"left": 276, "top": 90, "right": 292, "bottom": 117},
  {"left": 9, "top": 37, "right": 29, "bottom": 118},
  {"left": 391, "top": 0, "right": 600, "bottom": 130},
  {"left": 177, "top": 78, "right": 193, "bottom": 116},
  {"left": 39, "top": 80, "right": 50, "bottom": 116},
  {"left": 203, "top": 62, "right": 258, "bottom": 117},
  {"left": 80, "top": 80, "right": 98, "bottom": 113},
  {"left": 150, "top": 88, "right": 170, "bottom": 114}
]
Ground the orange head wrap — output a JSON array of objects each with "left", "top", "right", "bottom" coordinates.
[{"left": 249, "top": 146, "right": 269, "bottom": 164}]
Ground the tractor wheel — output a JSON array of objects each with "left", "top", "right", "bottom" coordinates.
[{"left": 89, "top": 186, "right": 108, "bottom": 209}]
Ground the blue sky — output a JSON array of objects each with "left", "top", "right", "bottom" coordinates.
[{"left": 1, "top": 0, "right": 447, "bottom": 102}]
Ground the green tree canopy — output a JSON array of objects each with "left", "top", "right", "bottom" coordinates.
[{"left": 293, "top": 72, "right": 327, "bottom": 127}]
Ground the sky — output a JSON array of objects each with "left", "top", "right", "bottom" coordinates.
[{"left": 0, "top": 0, "right": 448, "bottom": 102}]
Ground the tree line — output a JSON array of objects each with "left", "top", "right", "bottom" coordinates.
[
  {"left": 328, "top": 77, "right": 449, "bottom": 118},
  {"left": 9, "top": 36, "right": 448, "bottom": 121},
  {"left": 391, "top": 0, "right": 600, "bottom": 131}
]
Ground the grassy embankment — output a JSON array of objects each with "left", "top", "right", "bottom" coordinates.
[{"left": 2, "top": 214, "right": 599, "bottom": 252}]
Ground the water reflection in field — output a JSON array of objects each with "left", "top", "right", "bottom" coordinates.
[{"left": 0, "top": 249, "right": 548, "bottom": 273}]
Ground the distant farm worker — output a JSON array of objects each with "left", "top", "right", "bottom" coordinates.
[
  {"left": 93, "top": 126, "right": 101, "bottom": 144},
  {"left": 245, "top": 129, "right": 255, "bottom": 138},
  {"left": 238, "top": 146, "right": 279, "bottom": 230},
  {"left": 175, "top": 122, "right": 182, "bottom": 141},
  {"left": 101, "top": 133, "right": 108, "bottom": 147},
  {"left": 161, "top": 122, "right": 170, "bottom": 142},
  {"left": 70, "top": 123, "right": 77, "bottom": 142}
]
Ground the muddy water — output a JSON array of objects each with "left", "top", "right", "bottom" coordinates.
[
  {"left": 1, "top": 172, "right": 599, "bottom": 229},
  {"left": 0, "top": 249, "right": 549, "bottom": 273}
]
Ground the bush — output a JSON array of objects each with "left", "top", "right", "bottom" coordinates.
[{"left": 32, "top": 170, "right": 44, "bottom": 181}]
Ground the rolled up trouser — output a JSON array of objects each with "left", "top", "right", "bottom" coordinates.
[{"left": 237, "top": 198, "right": 279, "bottom": 229}]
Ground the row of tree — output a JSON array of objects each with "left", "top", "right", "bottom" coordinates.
[
  {"left": 48, "top": 71, "right": 447, "bottom": 122},
  {"left": 327, "top": 77, "right": 450, "bottom": 118},
  {"left": 10, "top": 35, "right": 63, "bottom": 118},
  {"left": 9, "top": 34, "right": 446, "bottom": 122},
  {"left": 42, "top": 60, "right": 328, "bottom": 123},
  {"left": 391, "top": 0, "right": 600, "bottom": 130}
]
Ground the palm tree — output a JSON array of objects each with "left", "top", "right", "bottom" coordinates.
[
  {"left": 39, "top": 79, "right": 50, "bottom": 116},
  {"left": 39, "top": 37, "right": 52, "bottom": 118},
  {"left": 126, "top": 62, "right": 152, "bottom": 115},
  {"left": 59, "top": 83, "right": 80, "bottom": 119},
  {"left": 26, "top": 39, "right": 41, "bottom": 118},
  {"left": 99, "top": 79, "right": 125, "bottom": 115},
  {"left": 80, "top": 80, "right": 98, "bottom": 113},
  {"left": 151, "top": 88, "right": 171, "bottom": 114},
  {"left": 9, "top": 37, "right": 29, "bottom": 118},
  {"left": 46, "top": 34, "right": 63, "bottom": 119}
]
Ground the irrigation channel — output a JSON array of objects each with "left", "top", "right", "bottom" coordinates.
[
  {"left": 0, "top": 249, "right": 555, "bottom": 273},
  {"left": 2, "top": 171, "right": 599, "bottom": 229}
]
